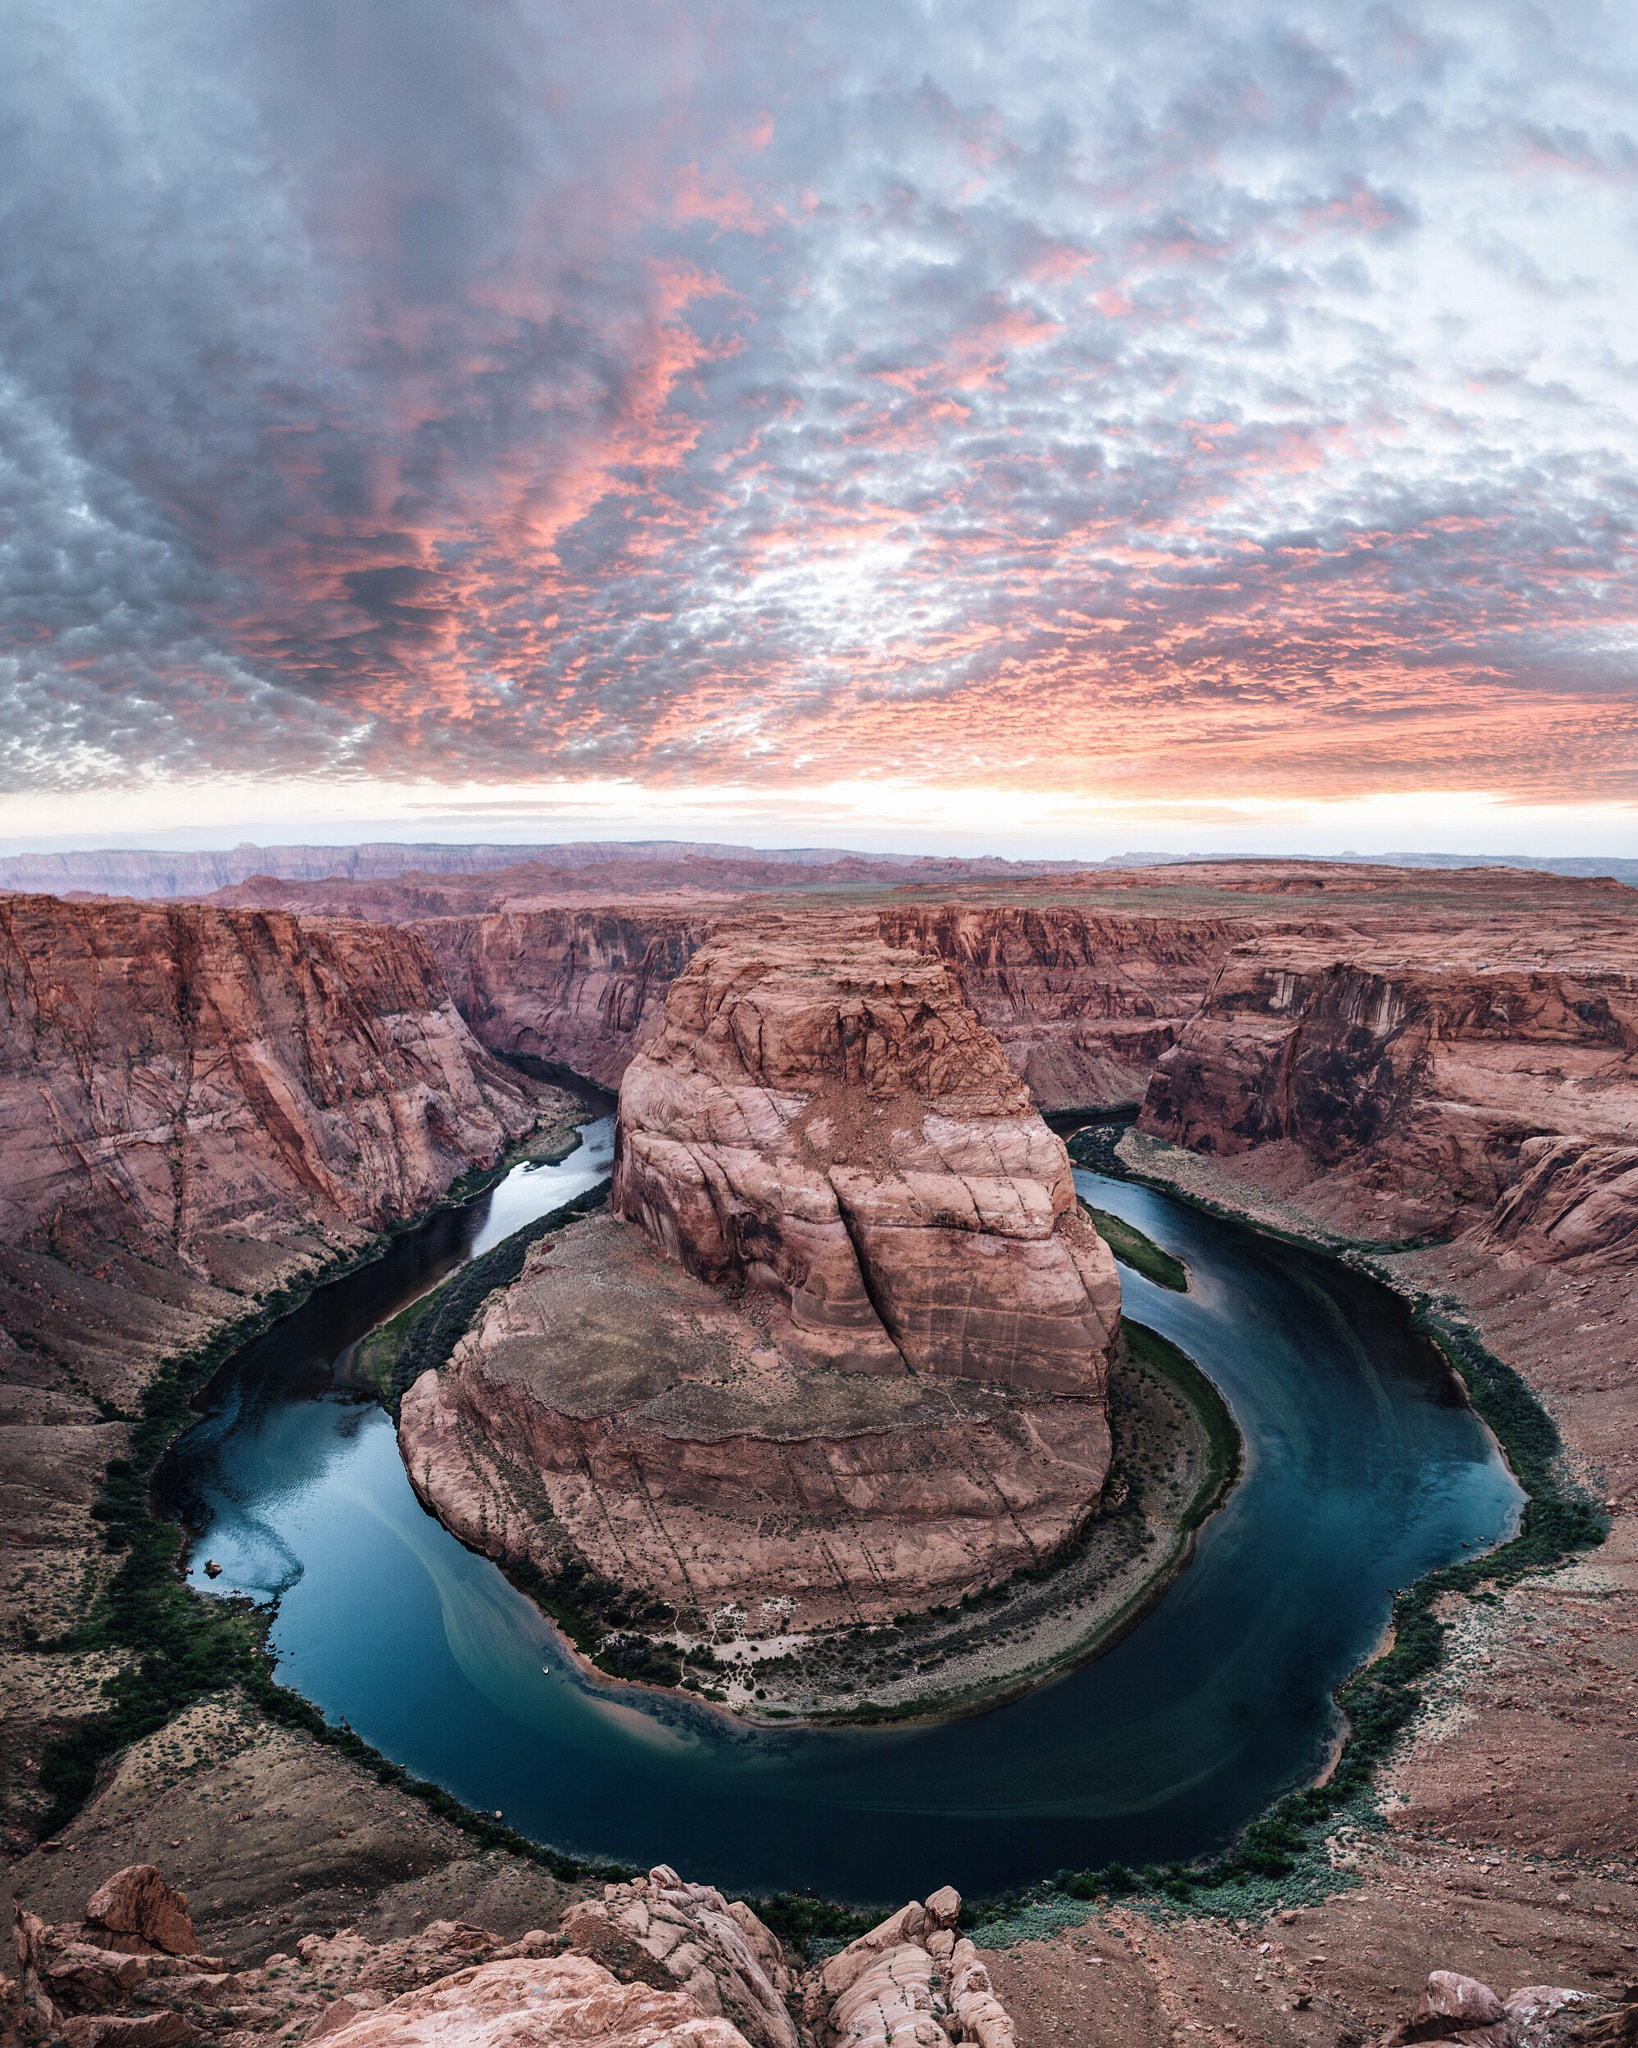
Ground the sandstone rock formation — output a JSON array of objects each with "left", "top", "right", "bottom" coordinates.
[
  {"left": 6, "top": 1866, "right": 1023, "bottom": 2048},
  {"left": 401, "top": 1209, "right": 1115, "bottom": 1629},
  {"left": 82, "top": 1866, "right": 199, "bottom": 1958},
  {"left": 417, "top": 910, "right": 711, "bottom": 1090},
  {"left": 877, "top": 903, "right": 1245, "bottom": 1111},
  {"left": 612, "top": 926, "right": 1120, "bottom": 1392},
  {"left": 802, "top": 1888, "right": 1015, "bottom": 2048},
  {"left": 1143, "top": 930, "right": 1638, "bottom": 1250},
  {"left": 413, "top": 899, "right": 1249, "bottom": 1112},
  {"left": 1373, "top": 1966, "right": 1607, "bottom": 2048},
  {"left": 0, "top": 894, "right": 538, "bottom": 1269},
  {"left": 558, "top": 1865, "right": 797, "bottom": 2048},
  {"left": 311, "top": 1954, "right": 750, "bottom": 2048},
  {"left": 400, "top": 927, "right": 1118, "bottom": 1634}
]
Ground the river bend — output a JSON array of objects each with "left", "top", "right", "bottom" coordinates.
[{"left": 158, "top": 1120, "right": 1520, "bottom": 1902}]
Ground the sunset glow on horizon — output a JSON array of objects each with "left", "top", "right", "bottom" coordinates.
[{"left": 4, "top": 1, "right": 1637, "bottom": 851}]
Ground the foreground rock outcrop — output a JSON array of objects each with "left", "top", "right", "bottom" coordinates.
[
  {"left": 400, "top": 926, "right": 1118, "bottom": 1638},
  {"left": 5, "top": 1866, "right": 1023, "bottom": 2048}
]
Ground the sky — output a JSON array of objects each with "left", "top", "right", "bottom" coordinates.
[{"left": 3, "top": 0, "right": 1637, "bottom": 856}]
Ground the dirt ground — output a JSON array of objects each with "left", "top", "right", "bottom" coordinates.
[{"left": 0, "top": 1693, "right": 588, "bottom": 1971}]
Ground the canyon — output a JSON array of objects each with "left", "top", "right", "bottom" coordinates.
[
  {"left": 0, "top": 889, "right": 574, "bottom": 1654},
  {"left": 399, "top": 925, "right": 1121, "bottom": 1638},
  {"left": 4, "top": 849, "right": 1638, "bottom": 2048}
]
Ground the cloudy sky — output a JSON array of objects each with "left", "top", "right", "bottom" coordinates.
[{"left": 3, "top": 0, "right": 1637, "bottom": 851}]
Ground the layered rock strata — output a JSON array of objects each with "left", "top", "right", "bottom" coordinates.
[
  {"left": 877, "top": 903, "right": 1249, "bottom": 1111},
  {"left": 413, "top": 900, "right": 1251, "bottom": 1111},
  {"left": 0, "top": 893, "right": 538, "bottom": 1272},
  {"left": 612, "top": 927, "right": 1120, "bottom": 1392},
  {"left": 400, "top": 930, "right": 1118, "bottom": 1633},
  {"left": 416, "top": 909, "right": 712, "bottom": 1090},
  {"left": 1143, "top": 931, "right": 1638, "bottom": 1252},
  {"left": 0, "top": 891, "right": 548, "bottom": 1649}
]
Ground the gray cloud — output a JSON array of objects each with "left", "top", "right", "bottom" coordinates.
[{"left": 2, "top": 0, "right": 1636, "bottom": 803}]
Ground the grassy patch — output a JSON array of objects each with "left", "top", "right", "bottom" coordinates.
[
  {"left": 745, "top": 1892, "right": 873, "bottom": 1959},
  {"left": 1084, "top": 1204, "right": 1188, "bottom": 1291},
  {"left": 1122, "top": 1319, "right": 1240, "bottom": 1530}
]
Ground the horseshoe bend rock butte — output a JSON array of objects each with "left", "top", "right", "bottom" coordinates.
[{"left": 399, "top": 929, "right": 1119, "bottom": 1632}]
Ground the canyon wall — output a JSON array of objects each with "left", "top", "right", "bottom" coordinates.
[
  {"left": 877, "top": 904, "right": 1250, "bottom": 1110},
  {"left": 414, "top": 908, "right": 713, "bottom": 1090},
  {"left": 418, "top": 900, "right": 1254, "bottom": 1111},
  {"left": 0, "top": 890, "right": 549, "bottom": 1647},
  {"left": 1142, "top": 933, "right": 1638, "bottom": 1253},
  {"left": 0, "top": 893, "right": 539, "bottom": 1270}
]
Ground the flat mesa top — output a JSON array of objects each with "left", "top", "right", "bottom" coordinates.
[{"left": 469, "top": 1211, "right": 1019, "bottom": 1443}]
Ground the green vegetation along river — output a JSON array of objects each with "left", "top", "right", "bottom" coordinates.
[{"left": 157, "top": 1121, "right": 1521, "bottom": 1904}]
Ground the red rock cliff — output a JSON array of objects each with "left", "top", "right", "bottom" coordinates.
[
  {"left": 421, "top": 899, "right": 1251, "bottom": 1113},
  {"left": 414, "top": 908, "right": 712, "bottom": 1089},
  {"left": 1143, "top": 930, "right": 1638, "bottom": 1251},
  {"left": 612, "top": 922, "right": 1120, "bottom": 1395},
  {"left": 876, "top": 904, "right": 1249, "bottom": 1110},
  {"left": 0, "top": 892, "right": 542, "bottom": 1413},
  {"left": 0, "top": 893, "right": 538, "bottom": 1261}
]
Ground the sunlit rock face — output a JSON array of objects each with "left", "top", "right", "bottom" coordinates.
[{"left": 612, "top": 924, "right": 1121, "bottom": 1395}]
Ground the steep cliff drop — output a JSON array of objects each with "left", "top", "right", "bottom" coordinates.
[
  {"left": 0, "top": 891, "right": 560, "bottom": 1650},
  {"left": 398, "top": 925, "right": 1120, "bottom": 1659}
]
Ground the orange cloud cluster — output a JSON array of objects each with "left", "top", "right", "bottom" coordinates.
[{"left": 3, "top": 0, "right": 1636, "bottom": 817}]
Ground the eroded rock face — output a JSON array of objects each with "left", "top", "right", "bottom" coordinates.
[
  {"left": 311, "top": 1954, "right": 751, "bottom": 2048},
  {"left": 400, "top": 928, "right": 1117, "bottom": 1632},
  {"left": 7, "top": 1870, "right": 1023, "bottom": 2048},
  {"left": 558, "top": 1865, "right": 796, "bottom": 2048},
  {"left": 415, "top": 910, "right": 712, "bottom": 1090},
  {"left": 0, "top": 890, "right": 546, "bottom": 1649},
  {"left": 877, "top": 904, "right": 1247, "bottom": 1113},
  {"left": 419, "top": 899, "right": 1250, "bottom": 1113},
  {"left": 801, "top": 1888, "right": 1016, "bottom": 2048},
  {"left": 0, "top": 893, "right": 539, "bottom": 1265},
  {"left": 1143, "top": 934, "right": 1638, "bottom": 1249},
  {"left": 612, "top": 926, "right": 1120, "bottom": 1395}
]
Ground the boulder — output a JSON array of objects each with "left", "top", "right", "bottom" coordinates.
[
  {"left": 559, "top": 1866, "right": 796, "bottom": 2048},
  {"left": 83, "top": 1867, "right": 199, "bottom": 1959},
  {"left": 802, "top": 1889, "right": 1019, "bottom": 2048},
  {"left": 304, "top": 1953, "right": 753, "bottom": 2046}
]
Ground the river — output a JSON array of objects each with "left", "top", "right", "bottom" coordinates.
[{"left": 157, "top": 1117, "right": 1520, "bottom": 1904}]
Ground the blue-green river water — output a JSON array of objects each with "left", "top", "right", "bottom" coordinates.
[{"left": 158, "top": 1118, "right": 1519, "bottom": 1903}]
